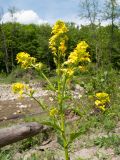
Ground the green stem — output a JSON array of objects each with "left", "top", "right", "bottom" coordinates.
[
  {"left": 57, "top": 53, "right": 70, "bottom": 160},
  {"left": 64, "top": 147, "right": 70, "bottom": 160},
  {"left": 25, "top": 93, "right": 45, "bottom": 110},
  {"left": 41, "top": 72, "right": 56, "bottom": 91},
  {"left": 31, "top": 64, "right": 55, "bottom": 91},
  {"left": 61, "top": 113, "right": 70, "bottom": 160},
  {"left": 61, "top": 75, "right": 67, "bottom": 108},
  {"left": 57, "top": 57, "right": 62, "bottom": 110},
  {"left": 31, "top": 95, "right": 46, "bottom": 110}
]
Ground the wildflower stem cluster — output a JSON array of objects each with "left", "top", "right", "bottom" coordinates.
[
  {"left": 12, "top": 20, "right": 91, "bottom": 160},
  {"left": 95, "top": 92, "right": 110, "bottom": 111}
]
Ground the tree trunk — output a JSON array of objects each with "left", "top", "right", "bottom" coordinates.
[
  {"left": 0, "top": 24, "right": 9, "bottom": 73},
  {"left": 0, "top": 122, "right": 44, "bottom": 148}
]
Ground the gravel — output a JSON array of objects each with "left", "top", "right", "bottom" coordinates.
[
  {"left": 0, "top": 83, "right": 53, "bottom": 101},
  {"left": 0, "top": 83, "right": 85, "bottom": 101}
]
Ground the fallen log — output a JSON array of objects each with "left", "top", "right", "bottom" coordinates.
[
  {"left": 0, "top": 116, "right": 79, "bottom": 148},
  {"left": 0, "top": 122, "right": 45, "bottom": 148}
]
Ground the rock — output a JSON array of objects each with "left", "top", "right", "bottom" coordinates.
[
  {"left": 75, "top": 84, "right": 85, "bottom": 93},
  {"left": 13, "top": 152, "right": 22, "bottom": 160},
  {"left": 73, "top": 148, "right": 97, "bottom": 159},
  {"left": 17, "top": 104, "right": 27, "bottom": 109},
  {"left": 0, "top": 83, "right": 53, "bottom": 101},
  {"left": 71, "top": 84, "right": 85, "bottom": 99}
]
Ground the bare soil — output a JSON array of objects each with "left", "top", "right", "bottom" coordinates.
[{"left": 0, "top": 83, "right": 54, "bottom": 123}]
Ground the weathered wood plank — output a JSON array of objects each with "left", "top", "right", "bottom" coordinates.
[{"left": 0, "top": 122, "right": 44, "bottom": 148}]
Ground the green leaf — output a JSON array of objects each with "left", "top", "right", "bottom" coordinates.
[
  {"left": 63, "top": 104, "right": 68, "bottom": 111},
  {"left": 57, "top": 136, "right": 64, "bottom": 147},
  {"left": 68, "top": 130, "right": 81, "bottom": 145},
  {"left": 72, "top": 108, "right": 82, "bottom": 117},
  {"left": 42, "top": 120, "right": 62, "bottom": 132}
]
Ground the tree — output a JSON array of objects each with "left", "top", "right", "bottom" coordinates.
[
  {"left": 0, "top": 8, "right": 9, "bottom": 73},
  {"left": 79, "top": 0, "right": 103, "bottom": 67},
  {"left": 8, "top": 6, "right": 18, "bottom": 69},
  {"left": 104, "top": 0, "right": 120, "bottom": 63},
  {"left": 79, "top": 0, "right": 100, "bottom": 26}
]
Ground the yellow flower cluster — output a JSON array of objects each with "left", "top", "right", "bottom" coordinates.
[
  {"left": 12, "top": 83, "right": 35, "bottom": 98},
  {"left": 34, "top": 62, "right": 43, "bottom": 71},
  {"left": 61, "top": 68, "right": 74, "bottom": 77},
  {"left": 62, "top": 41, "right": 90, "bottom": 74},
  {"left": 16, "top": 52, "right": 36, "bottom": 69},
  {"left": 78, "top": 66, "right": 87, "bottom": 72},
  {"left": 49, "top": 20, "right": 68, "bottom": 55},
  {"left": 65, "top": 41, "right": 90, "bottom": 65},
  {"left": 59, "top": 39, "right": 67, "bottom": 54},
  {"left": 16, "top": 52, "right": 43, "bottom": 70},
  {"left": 49, "top": 107, "right": 58, "bottom": 117},
  {"left": 51, "top": 20, "right": 68, "bottom": 35},
  {"left": 49, "top": 20, "right": 91, "bottom": 77},
  {"left": 12, "top": 83, "right": 26, "bottom": 95},
  {"left": 95, "top": 92, "right": 110, "bottom": 111}
]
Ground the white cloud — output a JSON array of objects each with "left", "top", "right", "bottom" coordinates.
[
  {"left": 1, "top": 10, "right": 47, "bottom": 24},
  {"left": 61, "top": 14, "right": 90, "bottom": 26}
]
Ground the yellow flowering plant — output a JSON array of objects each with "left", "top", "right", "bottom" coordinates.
[
  {"left": 95, "top": 92, "right": 110, "bottom": 111},
  {"left": 12, "top": 82, "right": 26, "bottom": 96},
  {"left": 12, "top": 20, "right": 91, "bottom": 160},
  {"left": 16, "top": 52, "right": 36, "bottom": 69},
  {"left": 12, "top": 82, "right": 45, "bottom": 109}
]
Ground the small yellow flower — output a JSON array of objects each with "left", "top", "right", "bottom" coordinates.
[
  {"left": 96, "top": 92, "right": 110, "bottom": 102},
  {"left": 49, "top": 107, "right": 58, "bottom": 117},
  {"left": 99, "top": 105, "right": 106, "bottom": 111},
  {"left": 95, "top": 92, "right": 110, "bottom": 111},
  {"left": 52, "top": 20, "right": 68, "bottom": 35},
  {"left": 79, "top": 66, "right": 86, "bottom": 72},
  {"left": 65, "top": 41, "right": 90, "bottom": 66},
  {"left": 12, "top": 83, "right": 25, "bottom": 95},
  {"left": 68, "top": 51, "right": 78, "bottom": 64},
  {"left": 95, "top": 100, "right": 102, "bottom": 106},
  {"left": 79, "top": 57, "right": 91, "bottom": 62},
  {"left": 34, "top": 62, "right": 43, "bottom": 70},
  {"left": 76, "top": 41, "right": 89, "bottom": 51},
  {"left": 49, "top": 20, "right": 68, "bottom": 56},
  {"left": 59, "top": 40, "right": 67, "bottom": 54},
  {"left": 16, "top": 52, "right": 36, "bottom": 69},
  {"left": 61, "top": 68, "right": 74, "bottom": 77}
]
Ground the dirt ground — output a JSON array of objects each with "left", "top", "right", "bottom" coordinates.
[
  {"left": 0, "top": 82, "right": 55, "bottom": 123},
  {"left": 0, "top": 84, "right": 120, "bottom": 160},
  {"left": 0, "top": 95, "right": 55, "bottom": 123}
]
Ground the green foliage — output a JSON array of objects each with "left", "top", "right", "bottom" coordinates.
[
  {"left": 94, "top": 135, "right": 120, "bottom": 154},
  {"left": 75, "top": 96, "right": 119, "bottom": 134},
  {"left": 67, "top": 23, "right": 81, "bottom": 52},
  {"left": 80, "top": 67, "right": 119, "bottom": 97},
  {"left": 18, "top": 134, "right": 43, "bottom": 152},
  {"left": 0, "top": 66, "right": 39, "bottom": 83},
  {"left": 0, "top": 146, "right": 55, "bottom": 160},
  {"left": 68, "top": 130, "right": 83, "bottom": 146},
  {"left": 0, "top": 23, "right": 52, "bottom": 72},
  {"left": 103, "top": 118, "right": 116, "bottom": 132},
  {"left": 20, "top": 151, "right": 55, "bottom": 160},
  {"left": 1, "top": 21, "right": 120, "bottom": 73},
  {"left": 0, "top": 149, "right": 13, "bottom": 160}
]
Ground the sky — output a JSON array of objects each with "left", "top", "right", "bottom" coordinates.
[{"left": 0, "top": 0, "right": 119, "bottom": 25}]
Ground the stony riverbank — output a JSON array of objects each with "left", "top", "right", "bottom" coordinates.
[
  {"left": 0, "top": 82, "right": 52, "bottom": 101},
  {"left": 0, "top": 82, "right": 84, "bottom": 120}
]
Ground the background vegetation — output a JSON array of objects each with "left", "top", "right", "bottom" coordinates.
[{"left": 0, "top": 22, "right": 120, "bottom": 73}]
